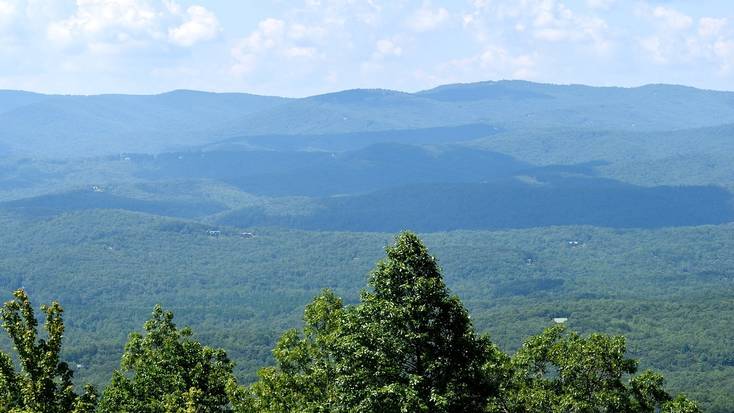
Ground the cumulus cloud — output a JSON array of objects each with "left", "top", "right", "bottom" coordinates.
[
  {"left": 713, "top": 39, "right": 734, "bottom": 73},
  {"left": 289, "top": 23, "right": 327, "bottom": 42},
  {"left": 361, "top": 35, "right": 406, "bottom": 75},
  {"left": 406, "top": 5, "right": 449, "bottom": 32},
  {"left": 168, "top": 5, "right": 220, "bottom": 47},
  {"left": 47, "top": 0, "right": 220, "bottom": 51},
  {"left": 637, "top": 7, "right": 734, "bottom": 76},
  {"left": 0, "top": 1, "right": 15, "bottom": 24},
  {"left": 230, "top": 17, "right": 325, "bottom": 76},
  {"left": 651, "top": 6, "right": 693, "bottom": 31},
  {"left": 0, "top": 0, "right": 17, "bottom": 44},
  {"left": 699, "top": 17, "right": 727, "bottom": 38},
  {"left": 463, "top": 0, "right": 612, "bottom": 56},
  {"left": 586, "top": 0, "right": 615, "bottom": 10},
  {"left": 530, "top": 0, "right": 608, "bottom": 48},
  {"left": 437, "top": 45, "right": 537, "bottom": 81},
  {"left": 478, "top": 46, "right": 536, "bottom": 78},
  {"left": 374, "top": 38, "right": 402, "bottom": 58},
  {"left": 0, "top": 0, "right": 733, "bottom": 95},
  {"left": 639, "top": 36, "right": 666, "bottom": 63}
]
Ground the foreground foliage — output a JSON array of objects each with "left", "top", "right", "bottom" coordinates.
[
  {"left": 1, "top": 211, "right": 731, "bottom": 410},
  {"left": 98, "top": 306, "right": 236, "bottom": 413},
  {"left": 236, "top": 232, "right": 701, "bottom": 413},
  {"left": 0, "top": 232, "right": 709, "bottom": 412},
  {"left": 0, "top": 290, "right": 96, "bottom": 413},
  {"left": 488, "top": 325, "right": 698, "bottom": 413}
]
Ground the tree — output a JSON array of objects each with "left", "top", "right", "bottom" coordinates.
[
  {"left": 236, "top": 289, "right": 344, "bottom": 413},
  {"left": 0, "top": 289, "right": 97, "bottom": 413},
  {"left": 333, "top": 231, "right": 498, "bottom": 413},
  {"left": 98, "top": 305, "right": 236, "bottom": 413},
  {"left": 487, "top": 324, "right": 702, "bottom": 413},
  {"left": 662, "top": 394, "right": 703, "bottom": 413}
]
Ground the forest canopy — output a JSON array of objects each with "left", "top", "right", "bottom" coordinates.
[{"left": 0, "top": 232, "right": 702, "bottom": 413}]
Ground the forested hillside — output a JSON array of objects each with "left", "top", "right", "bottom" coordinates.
[
  {"left": 1, "top": 81, "right": 733, "bottom": 411},
  {"left": 0, "top": 233, "right": 706, "bottom": 412},
  {"left": 0, "top": 211, "right": 731, "bottom": 410},
  {"left": 3, "top": 81, "right": 734, "bottom": 158}
]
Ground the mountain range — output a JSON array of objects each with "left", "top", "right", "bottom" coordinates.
[{"left": 3, "top": 80, "right": 734, "bottom": 158}]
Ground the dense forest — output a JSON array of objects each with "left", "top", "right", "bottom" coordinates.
[
  {"left": 0, "top": 233, "right": 703, "bottom": 412},
  {"left": 1, "top": 81, "right": 733, "bottom": 411},
  {"left": 0, "top": 214, "right": 731, "bottom": 411}
]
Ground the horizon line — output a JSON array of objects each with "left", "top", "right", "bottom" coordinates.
[{"left": 1, "top": 79, "right": 732, "bottom": 99}]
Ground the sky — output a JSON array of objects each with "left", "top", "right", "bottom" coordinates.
[{"left": 0, "top": 0, "right": 732, "bottom": 96}]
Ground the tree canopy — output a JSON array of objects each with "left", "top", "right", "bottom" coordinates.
[
  {"left": 487, "top": 324, "right": 701, "bottom": 413},
  {"left": 98, "top": 305, "right": 236, "bottom": 413},
  {"left": 332, "top": 231, "right": 497, "bottom": 412},
  {"left": 0, "top": 289, "right": 96, "bottom": 413},
  {"left": 236, "top": 232, "right": 701, "bottom": 413},
  {"left": 0, "top": 232, "right": 705, "bottom": 412}
]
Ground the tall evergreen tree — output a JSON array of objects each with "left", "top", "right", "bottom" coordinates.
[
  {"left": 333, "top": 231, "right": 498, "bottom": 412},
  {"left": 0, "top": 289, "right": 97, "bottom": 413}
]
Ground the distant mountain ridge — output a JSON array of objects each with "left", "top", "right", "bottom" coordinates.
[{"left": 2, "top": 80, "right": 734, "bottom": 158}]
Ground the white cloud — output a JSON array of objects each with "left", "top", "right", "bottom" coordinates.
[
  {"left": 230, "top": 17, "right": 326, "bottom": 76},
  {"left": 438, "top": 45, "right": 537, "bottom": 81},
  {"left": 640, "top": 35, "right": 666, "bottom": 63},
  {"left": 168, "top": 5, "right": 220, "bottom": 47},
  {"left": 463, "top": 0, "right": 612, "bottom": 56},
  {"left": 362, "top": 36, "right": 404, "bottom": 75},
  {"left": 699, "top": 17, "right": 727, "bottom": 38},
  {"left": 47, "top": 0, "right": 219, "bottom": 50},
  {"left": 230, "top": 50, "right": 256, "bottom": 76},
  {"left": 586, "top": 0, "right": 615, "bottom": 11},
  {"left": 47, "top": 0, "right": 161, "bottom": 46},
  {"left": 713, "top": 39, "right": 734, "bottom": 73},
  {"left": 1, "top": 0, "right": 733, "bottom": 96},
  {"left": 0, "top": 0, "right": 17, "bottom": 45},
  {"left": 651, "top": 6, "right": 693, "bottom": 31},
  {"left": 406, "top": 5, "right": 449, "bottom": 32},
  {"left": 638, "top": 9, "right": 734, "bottom": 76},
  {"left": 374, "top": 38, "right": 402, "bottom": 58},
  {"left": 0, "top": 1, "right": 15, "bottom": 24},
  {"left": 289, "top": 23, "right": 327, "bottom": 42},
  {"left": 259, "top": 17, "right": 285, "bottom": 37},
  {"left": 237, "top": 18, "right": 284, "bottom": 54},
  {"left": 284, "top": 46, "right": 317, "bottom": 58},
  {"left": 531, "top": 1, "right": 587, "bottom": 40},
  {"left": 634, "top": 3, "right": 734, "bottom": 73},
  {"left": 477, "top": 46, "right": 536, "bottom": 78}
]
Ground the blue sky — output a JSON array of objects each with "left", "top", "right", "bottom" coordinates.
[{"left": 0, "top": 0, "right": 732, "bottom": 96}]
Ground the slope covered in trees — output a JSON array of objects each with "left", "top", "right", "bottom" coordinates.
[
  {"left": 2, "top": 144, "right": 732, "bottom": 232},
  {"left": 0, "top": 210, "right": 731, "bottom": 410},
  {"left": 3, "top": 81, "right": 734, "bottom": 158},
  {"left": 0, "top": 233, "right": 703, "bottom": 412},
  {"left": 1, "top": 80, "right": 733, "bottom": 411}
]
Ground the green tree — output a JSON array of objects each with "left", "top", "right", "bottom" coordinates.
[
  {"left": 333, "top": 231, "right": 498, "bottom": 413},
  {"left": 487, "top": 324, "right": 702, "bottom": 413},
  {"left": 0, "top": 289, "right": 97, "bottom": 413},
  {"left": 662, "top": 394, "right": 704, "bottom": 413},
  {"left": 236, "top": 289, "right": 344, "bottom": 413},
  {"left": 98, "top": 305, "right": 236, "bottom": 413}
]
